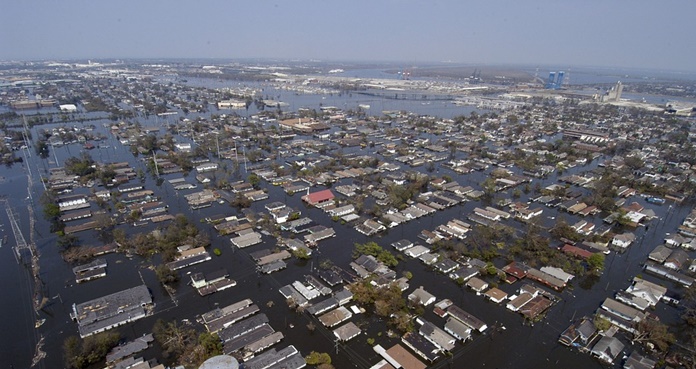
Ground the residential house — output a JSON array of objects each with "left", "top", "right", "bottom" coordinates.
[
  {"left": 623, "top": 351, "right": 657, "bottom": 369},
  {"left": 664, "top": 249, "right": 689, "bottom": 270},
  {"left": 409, "top": 287, "right": 436, "bottom": 306},
  {"left": 526, "top": 268, "right": 566, "bottom": 290},
  {"left": 625, "top": 278, "right": 666, "bottom": 308},
  {"left": 448, "top": 265, "right": 479, "bottom": 282},
  {"left": 465, "top": 277, "right": 489, "bottom": 293},
  {"left": 484, "top": 288, "right": 508, "bottom": 304},
  {"left": 327, "top": 204, "right": 355, "bottom": 217},
  {"left": 446, "top": 305, "right": 487, "bottom": 332},
  {"left": 591, "top": 336, "right": 625, "bottom": 364},
  {"left": 516, "top": 207, "right": 543, "bottom": 220},
  {"left": 405, "top": 245, "right": 430, "bottom": 258},
  {"left": 648, "top": 245, "right": 672, "bottom": 263},
  {"left": 507, "top": 290, "right": 537, "bottom": 312},
  {"left": 391, "top": 239, "right": 414, "bottom": 252},
  {"left": 562, "top": 244, "right": 594, "bottom": 260},
  {"left": 418, "top": 253, "right": 438, "bottom": 265},
  {"left": 600, "top": 298, "right": 646, "bottom": 330},
  {"left": 433, "top": 258, "right": 460, "bottom": 274},
  {"left": 401, "top": 332, "right": 441, "bottom": 363},
  {"left": 519, "top": 295, "right": 553, "bottom": 320},
  {"left": 378, "top": 344, "right": 427, "bottom": 369},
  {"left": 444, "top": 318, "right": 471, "bottom": 342},
  {"left": 559, "top": 318, "right": 597, "bottom": 347},
  {"left": 419, "top": 320, "right": 456, "bottom": 352},
  {"left": 612, "top": 233, "right": 636, "bottom": 249},
  {"left": 539, "top": 266, "right": 574, "bottom": 284},
  {"left": 664, "top": 233, "right": 692, "bottom": 249}
]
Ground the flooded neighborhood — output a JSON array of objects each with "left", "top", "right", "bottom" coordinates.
[{"left": 1, "top": 59, "right": 696, "bottom": 369}]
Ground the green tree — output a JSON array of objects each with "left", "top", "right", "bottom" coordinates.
[
  {"left": 305, "top": 352, "right": 332, "bottom": 366},
  {"left": 248, "top": 173, "right": 260, "bottom": 187},
  {"left": 35, "top": 139, "right": 49, "bottom": 158},
  {"left": 64, "top": 152, "right": 96, "bottom": 178},
  {"left": 198, "top": 332, "right": 223, "bottom": 357},
  {"left": 550, "top": 218, "right": 582, "bottom": 242},
  {"left": 481, "top": 177, "right": 496, "bottom": 197},
  {"left": 63, "top": 336, "right": 84, "bottom": 369},
  {"left": 43, "top": 202, "right": 61, "bottom": 220},
  {"left": 484, "top": 262, "right": 498, "bottom": 276},
  {"left": 632, "top": 318, "right": 675, "bottom": 353},
  {"left": 293, "top": 247, "right": 311, "bottom": 260},
  {"left": 63, "top": 332, "right": 120, "bottom": 369},
  {"left": 57, "top": 233, "right": 80, "bottom": 250},
  {"left": 156, "top": 264, "right": 179, "bottom": 285},
  {"left": 587, "top": 253, "right": 605, "bottom": 274},
  {"left": 153, "top": 319, "right": 196, "bottom": 360},
  {"left": 594, "top": 315, "right": 611, "bottom": 331},
  {"left": 353, "top": 241, "right": 398, "bottom": 267}
]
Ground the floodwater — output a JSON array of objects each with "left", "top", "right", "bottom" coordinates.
[
  {"left": 0, "top": 85, "right": 692, "bottom": 369},
  {"left": 182, "top": 77, "right": 485, "bottom": 119}
]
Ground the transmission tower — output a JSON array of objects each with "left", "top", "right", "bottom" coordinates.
[{"left": 4, "top": 202, "right": 33, "bottom": 264}]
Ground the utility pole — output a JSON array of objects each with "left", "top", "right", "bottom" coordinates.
[
  {"left": 21, "top": 148, "right": 33, "bottom": 203},
  {"left": 51, "top": 141, "right": 59, "bottom": 166},
  {"left": 152, "top": 151, "right": 160, "bottom": 177},
  {"left": 21, "top": 115, "right": 32, "bottom": 157},
  {"left": 242, "top": 146, "right": 248, "bottom": 173}
]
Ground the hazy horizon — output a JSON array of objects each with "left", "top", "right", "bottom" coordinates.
[{"left": 2, "top": 0, "right": 695, "bottom": 73}]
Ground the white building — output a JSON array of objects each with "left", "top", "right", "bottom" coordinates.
[
  {"left": 59, "top": 104, "right": 78, "bottom": 112},
  {"left": 612, "top": 232, "right": 636, "bottom": 248}
]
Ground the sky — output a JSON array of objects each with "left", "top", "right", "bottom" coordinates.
[{"left": 1, "top": 0, "right": 695, "bottom": 72}]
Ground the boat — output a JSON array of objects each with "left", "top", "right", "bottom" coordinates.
[{"left": 35, "top": 319, "right": 45, "bottom": 328}]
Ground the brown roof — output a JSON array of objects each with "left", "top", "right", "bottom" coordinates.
[
  {"left": 484, "top": 287, "right": 508, "bottom": 301},
  {"left": 624, "top": 202, "right": 644, "bottom": 212},
  {"left": 520, "top": 295, "right": 552, "bottom": 319},
  {"left": 502, "top": 262, "right": 527, "bottom": 279},
  {"left": 386, "top": 344, "right": 426, "bottom": 369},
  {"left": 562, "top": 244, "right": 593, "bottom": 260}
]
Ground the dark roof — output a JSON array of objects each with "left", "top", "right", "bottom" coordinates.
[
  {"left": 218, "top": 314, "right": 269, "bottom": 342},
  {"left": 206, "top": 269, "right": 228, "bottom": 281},
  {"left": 401, "top": 332, "right": 440, "bottom": 362},
  {"left": 591, "top": 336, "right": 624, "bottom": 362},
  {"left": 446, "top": 305, "right": 486, "bottom": 332},
  {"left": 624, "top": 351, "right": 657, "bottom": 369}
]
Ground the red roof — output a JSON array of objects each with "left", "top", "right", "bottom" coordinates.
[
  {"left": 502, "top": 262, "right": 527, "bottom": 279},
  {"left": 303, "top": 189, "right": 335, "bottom": 204},
  {"left": 561, "top": 244, "right": 593, "bottom": 260}
]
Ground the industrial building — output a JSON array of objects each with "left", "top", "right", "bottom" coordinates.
[{"left": 71, "top": 285, "right": 152, "bottom": 338}]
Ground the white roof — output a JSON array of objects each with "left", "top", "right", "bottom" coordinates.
[{"left": 540, "top": 266, "right": 574, "bottom": 283}]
